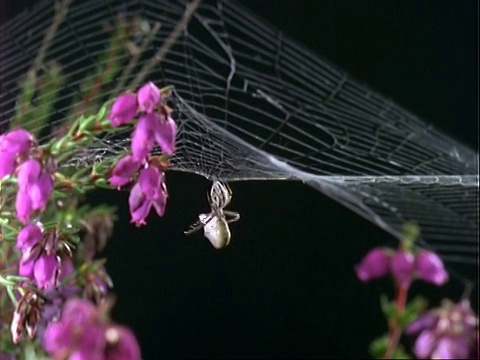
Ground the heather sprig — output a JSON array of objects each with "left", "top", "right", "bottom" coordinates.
[
  {"left": 0, "top": 81, "right": 177, "bottom": 359},
  {"left": 355, "top": 223, "right": 479, "bottom": 359}
]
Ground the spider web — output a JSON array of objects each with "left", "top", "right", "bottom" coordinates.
[{"left": 0, "top": 0, "right": 478, "bottom": 282}]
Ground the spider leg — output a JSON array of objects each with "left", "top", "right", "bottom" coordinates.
[
  {"left": 183, "top": 219, "right": 204, "bottom": 235},
  {"left": 183, "top": 213, "right": 215, "bottom": 235},
  {"left": 223, "top": 210, "right": 240, "bottom": 224}
]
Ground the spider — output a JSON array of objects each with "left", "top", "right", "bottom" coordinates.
[{"left": 184, "top": 181, "right": 240, "bottom": 249}]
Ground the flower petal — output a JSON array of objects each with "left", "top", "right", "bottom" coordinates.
[
  {"left": 138, "top": 167, "right": 161, "bottom": 200},
  {"left": 0, "top": 151, "right": 17, "bottom": 178},
  {"left": 405, "top": 312, "right": 438, "bottom": 335},
  {"left": 153, "top": 115, "right": 176, "bottom": 155},
  {"left": 131, "top": 114, "right": 155, "bottom": 160},
  {"left": 433, "top": 336, "right": 470, "bottom": 359},
  {"left": 29, "top": 171, "right": 53, "bottom": 210},
  {"left": 16, "top": 189, "right": 33, "bottom": 224},
  {"left": 128, "top": 183, "right": 152, "bottom": 226},
  {"left": 17, "top": 159, "right": 42, "bottom": 190},
  {"left": 137, "top": 82, "right": 160, "bottom": 113},
  {"left": 152, "top": 182, "right": 168, "bottom": 217},
  {"left": 414, "top": 330, "right": 437, "bottom": 359}
]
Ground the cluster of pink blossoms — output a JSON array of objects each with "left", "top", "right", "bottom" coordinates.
[
  {"left": 0, "top": 130, "right": 72, "bottom": 292},
  {"left": 355, "top": 247, "right": 449, "bottom": 287},
  {"left": 107, "top": 82, "right": 176, "bottom": 225},
  {"left": 405, "top": 300, "right": 478, "bottom": 359},
  {"left": 355, "top": 245, "right": 479, "bottom": 358},
  {"left": 0, "top": 129, "right": 55, "bottom": 223},
  {"left": 16, "top": 223, "right": 73, "bottom": 291},
  {"left": 42, "top": 298, "right": 141, "bottom": 360}
]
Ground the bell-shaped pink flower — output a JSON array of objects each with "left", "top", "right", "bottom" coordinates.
[
  {"left": 131, "top": 114, "right": 156, "bottom": 160},
  {"left": 128, "top": 167, "right": 168, "bottom": 225},
  {"left": 19, "top": 249, "right": 59, "bottom": 290},
  {"left": 415, "top": 250, "right": 448, "bottom": 285},
  {"left": 33, "top": 254, "right": 59, "bottom": 289},
  {"left": 15, "top": 159, "right": 53, "bottom": 222},
  {"left": 1, "top": 129, "right": 35, "bottom": 178},
  {"left": 137, "top": 81, "right": 160, "bottom": 113},
  {"left": 128, "top": 183, "right": 151, "bottom": 226},
  {"left": 153, "top": 113, "right": 176, "bottom": 155},
  {"left": 16, "top": 223, "right": 43, "bottom": 250},
  {"left": 107, "top": 93, "right": 138, "bottom": 127},
  {"left": 104, "top": 325, "right": 141, "bottom": 360},
  {"left": 18, "top": 231, "right": 68, "bottom": 289},
  {"left": 354, "top": 247, "right": 390, "bottom": 282},
  {"left": 390, "top": 250, "right": 415, "bottom": 286},
  {"left": 108, "top": 155, "right": 142, "bottom": 188},
  {"left": 0, "top": 129, "right": 34, "bottom": 154}
]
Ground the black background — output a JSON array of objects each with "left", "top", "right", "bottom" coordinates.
[{"left": 1, "top": 1, "right": 478, "bottom": 359}]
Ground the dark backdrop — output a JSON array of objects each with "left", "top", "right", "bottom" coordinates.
[{"left": 1, "top": 1, "right": 478, "bottom": 359}]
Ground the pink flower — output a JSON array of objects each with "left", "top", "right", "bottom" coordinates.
[
  {"left": 10, "top": 291, "right": 41, "bottom": 344},
  {"left": 415, "top": 250, "right": 449, "bottom": 285},
  {"left": 131, "top": 112, "right": 176, "bottom": 160},
  {"left": 406, "top": 300, "right": 478, "bottom": 359},
  {"left": 137, "top": 81, "right": 160, "bottom": 113},
  {"left": 42, "top": 298, "right": 142, "bottom": 360},
  {"left": 42, "top": 298, "right": 106, "bottom": 360},
  {"left": 17, "top": 230, "right": 72, "bottom": 290},
  {"left": 15, "top": 159, "right": 54, "bottom": 223},
  {"left": 108, "top": 155, "right": 142, "bottom": 188},
  {"left": 16, "top": 223, "right": 43, "bottom": 250},
  {"left": 153, "top": 111, "right": 176, "bottom": 156},
  {"left": 19, "top": 249, "right": 60, "bottom": 290},
  {"left": 0, "top": 129, "right": 34, "bottom": 178},
  {"left": 355, "top": 246, "right": 449, "bottom": 287},
  {"left": 354, "top": 247, "right": 390, "bottom": 282},
  {"left": 131, "top": 114, "right": 156, "bottom": 160},
  {"left": 128, "top": 167, "right": 168, "bottom": 225},
  {"left": 390, "top": 250, "right": 415, "bottom": 287},
  {"left": 107, "top": 93, "right": 138, "bottom": 127},
  {"left": 0, "top": 129, "right": 34, "bottom": 154}
]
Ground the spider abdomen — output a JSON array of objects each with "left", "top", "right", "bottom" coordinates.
[{"left": 199, "top": 213, "right": 231, "bottom": 249}]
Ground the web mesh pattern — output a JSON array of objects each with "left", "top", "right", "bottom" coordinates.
[{"left": 0, "top": 0, "right": 478, "bottom": 278}]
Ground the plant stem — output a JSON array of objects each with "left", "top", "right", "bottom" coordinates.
[{"left": 383, "top": 284, "right": 408, "bottom": 359}]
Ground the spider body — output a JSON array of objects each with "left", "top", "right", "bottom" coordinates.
[{"left": 184, "top": 181, "right": 240, "bottom": 249}]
